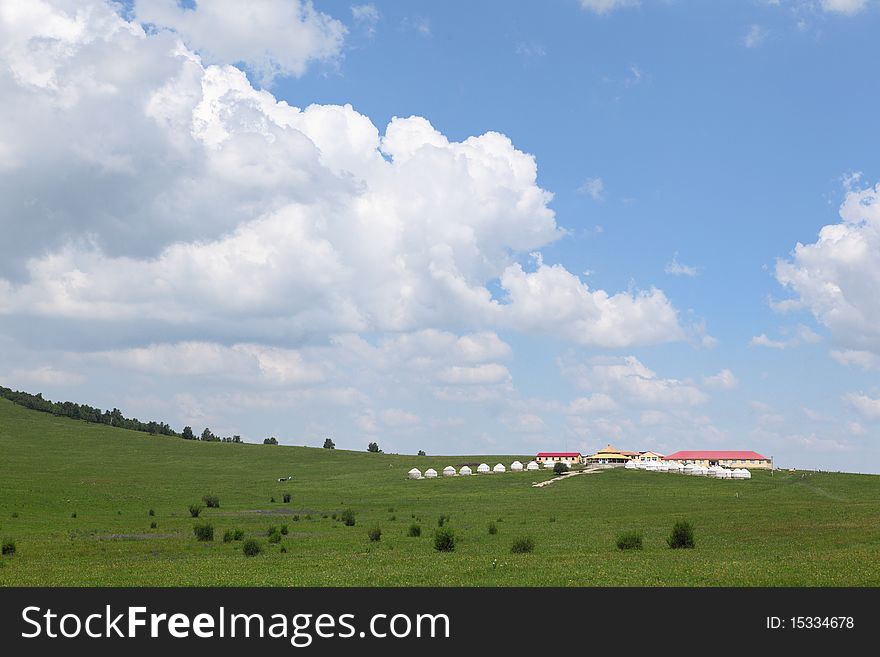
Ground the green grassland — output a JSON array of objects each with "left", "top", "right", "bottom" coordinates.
[{"left": 1, "top": 397, "right": 879, "bottom": 586}]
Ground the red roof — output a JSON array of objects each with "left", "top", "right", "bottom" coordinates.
[
  {"left": 664, "top": 450, "right": 768, "bottom": 461},
  {"left": 536, "top": 452, "right": 581, "bottom": 457}
]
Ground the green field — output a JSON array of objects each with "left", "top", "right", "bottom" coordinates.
[{"left": 1, "top": 397, "right": 879, "bottom": 586}]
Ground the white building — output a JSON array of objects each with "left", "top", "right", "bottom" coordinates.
[
  {"left": 443, "top": 466, "right": 456, "bottom": 477},
  {"left": 459, "top": 465, "right": 473, "bottom": 476},
  {"left": 510, "top": 460, "right": 523, "bottom": 472},
  {"left": 493, "top": 463, "right": 506, "bottom": 473},
  {"left": 424, "top": 468, "right": 438, "bottom": 478},
  {"left": 408, "top": 468, "right": 422, "bottom": 480},
  {"left": 477, "top": 463, "right": 490, "bottom": 474},
  {"left": 526, "top": 460, "right": 539, "bottom": 471}
]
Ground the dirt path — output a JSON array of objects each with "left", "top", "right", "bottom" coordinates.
[{"left": 531, "top": 469, "right": 603, "bottom": 487}]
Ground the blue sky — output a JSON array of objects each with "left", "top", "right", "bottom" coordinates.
[{"left": 1, "top": 0, "right": 878, "bottom": 471}]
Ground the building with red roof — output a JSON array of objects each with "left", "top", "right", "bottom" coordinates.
[
  {"left": 535, "top": 452, "right": 582, "bottom": 467},
  {"left": 664, "top": 450, "right": 771, "bottom": 469}
]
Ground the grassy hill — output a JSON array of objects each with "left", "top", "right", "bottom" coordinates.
[{"left": 1, "top": 397, "right": 879, "bottom": 586}]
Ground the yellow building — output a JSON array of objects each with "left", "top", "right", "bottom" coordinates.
[
  {"left": 638, "top": 451, "right": 664, "bottom": 462},
  {"left": 584, "top": 444, "right": 633, "bottom": 465}
]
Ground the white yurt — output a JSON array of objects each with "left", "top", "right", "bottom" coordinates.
[
  {"left": 477, "top": 463, "right": 490, "bottom": 474},
  {"left": 624, "top": 460, "right": 638, "bottom": 470},
  {"left": 408, "top": 468, "right": 422, "bottom": 480},
  {"left": 659, "top": 462, "right": 670, "bottom": 472},
  {"left": 443, "top": 466, "right": 456, "bottom": 477},
  {"left": 741, "top": 468, "right": 752, "bottom": 479},
  {"left": 510, "top": 460, "right": 524, "bottom": 472},
  {"left": 697, "top": 466, "right": 710, "bottom": 476},
  {"left": 459, "top": 465, "right": 473, "bottom": 476},
  {"left": 543, "top": 460, "right": 556, "bottom": 469},
  {"left": 526, "top": 460, "right": 539, "bottom": 471},
  {"left": 493, "top": 463, "right": 506, "bottom": 473},
  {"left": 683, "top": 464, "right": 697, "bottom": 475},
  {"left": 644, "top": 461, "right": 660, "bottom": 471},
  {"left": 424, "top": 468, "right": 438, "bottom": 479}
]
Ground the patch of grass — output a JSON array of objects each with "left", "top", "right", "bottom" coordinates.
[
  {"left": 407, "top": 523, "right": 421, "bottom": 538},
  {"left": 368, "top": 527, "right": 382, "bottom": 542},
  {"left": 667, "top": 520, "right": 695, "bottom": 549},
  {"left": 510, "top": 536, "right": 535, "bottom": 554},
  {"left": 305, "top": 514, "right": 312, "bottom": 521},
  {"left": 242, "top": 539, "right": 262, "bottom": 557},
  {"left": 488, "top": 522, "right": 498, "bottom": 535},
  {"left": 438, "top": 514, "right": 451, "bottom": 527},
  {"left": 340, "top": 509, "right": 355, "bottom": 527},
  {"left": 434, "top": 527, "right": 455, "bottom": 552},
  {"left": 193, "top": 523, "right": 213, "bottom": 542},
  {"left": 188, "top": 504, "right": 202, "bottom": 518},
  {"left": 616, "top": 531, "right": 643, "bottom": 551},
  {"left": 11, "top": 512, "right": 19, "bottom": 519},
  {"left": 2, "top": 540, "right": 15, "bottom": 556},
  {"left": 202, "top": 494, "right": 220, "bottom": 509}
]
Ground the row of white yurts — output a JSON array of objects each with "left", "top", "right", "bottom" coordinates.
[
  {"left": 624, "top": 460, "right": 752, "bottom": 479},
  {"left": 407, "top": 460, "right": 542, "bottom": 479}
]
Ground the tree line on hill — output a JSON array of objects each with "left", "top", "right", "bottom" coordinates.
[{"left": 0, "top": 385, "right": 243, "bottom": 443}]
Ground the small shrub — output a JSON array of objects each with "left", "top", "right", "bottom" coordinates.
[
  {"left": 438, "top": 514, "right": 450, "bottom": 527},
  {"left": 188, "top": 504, "right": 202, "bottom": 518},
  {"left": 322, "top": 514, "right": 328, "bottom": 519},
  {"left": 388, "top": 507, "right": 395, "bottom": 513},
  {"left": 368, "top": 526, "right": 382, "bottom": 542},
  {"left": 510, "top": 536, "right": 535, "bottom": 554},
  {"left": 434, "top": 527, "right": 455, "bottom": 552},
  {"left": 488, "top": 522, "right": 498, "bottom": 535},
  {"left": 223, "top": 530, "right": 234, "bottom": 543},
  {"left": 389, "top": 515, "right": 396, "bottom": 522},
  {"left": 150, "top": 521, "right": 157, "bottom": 529},
  {"left": 148, "top": 509, "right": 155, "bottom": 517},
  {"left": 340, "top": 509, "right": 356, "bottom": 527},
  {"left": 549, "top": 516, "right": 556, "bottom": 523},
  {"left": 71, "top": 512, "right": 77, "bottom": 519},
  {"left": 2, "top": 540, "right": 15, "bottom": 556},
  {"left": 331, "top": 513, "right": 337, "bottom": 520},
  {"left": 280, "top": 546, "right": 287, "bottom": 554},
  {"left": 280, "top": 525, "right": 289, "bottom": 535},
  {"left": 232, "top": 529, "right": 244, "bottom": 541},
  {"left": 202, "top": 494, "right": 220, "bottom": 509},
  {"left": 268, "top": 528, "right": 282, "bottom": 544},
  {"left": 553, "top": 461, "right": 569, "bottom": 475},
  {"left": 616, "top": 531, "right": 643, "bottom": 551},
  {"left": 305, "top": 514, "right": 313, "bottom": 521},
  {"left": 407, "top": 523, "right": 421, "bottom": 537},
  {"left": 293, "top": 515, "right": 300, "bottom": 522},
  {"left": 282, "top": 493, "right": 291, "bottom": 504},
  {"left": 270, "top": 497, "right": 276, "bottom": 503},
  {"left": 243, "top": 539, "right": 262, "bottom": 557},
  {"left": 667, "top": 520, "right": 695, "bottom": 549},
  {"left": 11, "top": 512, "right": 19, "bottom": 519},
  {"left": 193, "top": 523, "right": 214, "bottom": 541}
]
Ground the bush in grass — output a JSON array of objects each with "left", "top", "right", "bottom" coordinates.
[
  {"left": 488, "top": 522, "right": 498, "bottom": 535},
  {"left": 322, "top": 514, "right": 328, "bottom": 519},
  {"left": 280, "top": 525, "right": 289, "bottom": 535},
  {"left": 305, "top": 514, "right": 312, "bottom": 521},
  {"left": 280, "top": 546, "right": 287, "bottom": 554},
  {"left": 615, "top": 531, "right": 643, "bottom": 551},
  {"left": 553, "top": 461, "right": 569, "bottom": 475},
  {"left": 148, "top": 509, "right": 155, "bottom": 517},
  {"left": 193, "top": 523, "right": 214, "bottom": 541},
  {"left": 433, "top": 527, "right": 455, "bottom": 552},
  {"left": 270, "top": 497, "right": 276, "bottom": 503},
  {"left": 510, "top": 536, "right": 535, "bottom": 554},
  {"left": 283, "top": 493, "right": 291, "bottom": 504},
  {"left": 71, "top": 512, "right": 77, "bottom": 519},
  {"left": 223, "top": 530, "right": 234, "bottom": 543},
  {"left": 232, "top": 529, "right": 244, "bottom": 541},
  {"left": 243, "top": 539, "right": 262, "bottom": 557},
  {"left": 11, "top": 512, "right": 19, "bottom": 518},
  {"left": 407, "top": 523, "right": 421, "bottom": 537},
  {"left": 340, "top": 509, "right": 356, "bottom": 527},
  {"left": 150, "top": 521, "right": 157, "bottom": 529},
  {"left": 2, "top": 540, "right": 15, "bottom": 556},
  {"left": 293, "top": 515, "right": 300, "bottom": 522},
  {"left": 188, "top": 504, "right": 202, "bottom": 518},
  {"left": 389, "top": 515, "right": 396, "bottom": 522},
  {"left": 667, "top": 520, "right": 695, "bottom": 549},
  {"left": 388, "top": 507, "right": 395, "bottom": 513},
  {"left": 331, "top": 513, "right": 337, "bottom": 521},
  {"left": 268, "top": 528, "right": 282, "bottom": 544},
  {"left": 549, "top": 516, "right": 556, "bottom": 523},
  {"left": 368, "top": 526, "right": 382, "bottom": 542},
  {"left": 202, "top": 494, "right": 220, "bottom": 509},
  {"left": 438, "top": 514, "right": 450, "bottom": 527}
]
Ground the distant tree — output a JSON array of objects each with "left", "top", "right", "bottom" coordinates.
[
  {"left": 232, "top": 435, "right": 241, "bottom": 443},
  {"left": 553, "top": 461, "right": 569, "bottom": 475},
  {"left": 182, "top": 426, "right": 195, "bottom": 441},
  {"left": 200, "top": 427, "right": 216, "bottom": 442},
  {"left": 367, "top": 442, "right": 380, "bottom": 453},
  {"left": 323, "top": 438, "right": 336, "bottom": 449},
  {"left": 417, "top": 450, "right": 426, "bottom": 456},
  {"left": 264, "top": 437, "right": 278, "bottom": 445}
]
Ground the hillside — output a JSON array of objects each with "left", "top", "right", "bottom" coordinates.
[{"left": 1, "top": 397, "right": 879, "bottom": 586}]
